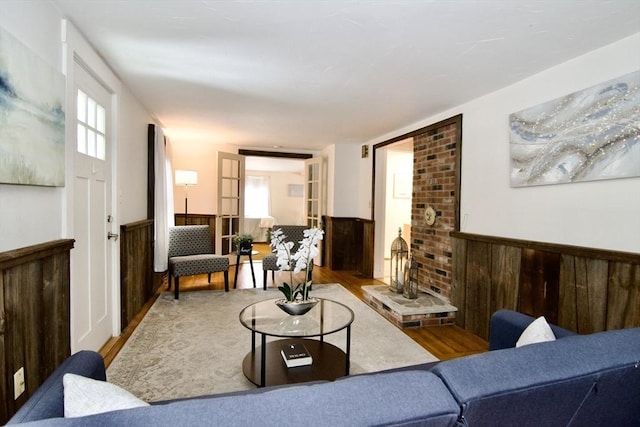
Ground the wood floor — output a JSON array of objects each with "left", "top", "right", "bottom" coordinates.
[{"left": 100, "top": 246, "right": 487, "bottom": 367}]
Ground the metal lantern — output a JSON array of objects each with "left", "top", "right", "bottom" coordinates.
[
  {"left": 389, "top": 228, "right": 408, "bottom": 293},
  {"left": 403, "top": 255, "right": 419, "bottom": 299}
]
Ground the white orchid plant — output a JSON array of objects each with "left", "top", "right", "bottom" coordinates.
[{"left": 270, "top": 227, "right": 324, "bottom": 302}]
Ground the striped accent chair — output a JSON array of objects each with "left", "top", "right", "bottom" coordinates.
[
  {"left": 262, "top": 225, "right": 312, "bottom": 290},
  {"left": 168, "top": 225, "right": 229, "bottom": 299}
]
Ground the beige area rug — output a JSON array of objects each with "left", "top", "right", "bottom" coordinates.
[{"left": 106, "top": 284, "right": 438, "bottom": 402}]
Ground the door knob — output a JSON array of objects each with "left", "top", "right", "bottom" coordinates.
[{"left": 107, "top": 232, "right": 119, "bottom": 241}]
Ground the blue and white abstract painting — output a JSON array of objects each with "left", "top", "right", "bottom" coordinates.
[
  {"left": 0, "top": 26, "right": 65, "bottom": 187},
  {"left": 510, "top": 70, "right": 640, "bottom": 187}
]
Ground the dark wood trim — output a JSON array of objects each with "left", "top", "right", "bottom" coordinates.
[
  {"left": 451, "top": 232, "right": 640, "bottom": 264},
  {"left": 0, "top": 239, "right": 75, "bottom": 270},
  {"left": 120, "top": 219, "right": 154, "bottom": 233},
  {"left": 452, "top": 115, "right": 463, "bottom": 231},
  {"left": 371, "top": 114, "right": 463, "bottom": 226},
  {"left": 373, "top": 114, "right": 463, "bottom": 150},
  {"left": 238, "top": 149, "right": 313, "bottom": 159},
  {"left": 147, "top": 123, "right": 155, "bottom": 220}
]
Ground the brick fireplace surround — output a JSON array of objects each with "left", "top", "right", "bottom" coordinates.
[{"left": 411, "top": 115, "right": 462, "bottom": 301}]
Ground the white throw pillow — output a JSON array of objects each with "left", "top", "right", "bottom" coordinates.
[
  {"left": 515, "top": 316, "right": 556, "bottom": 347},
  {"left": 63, "top": 373, "right": 149, "bottom": 417}
]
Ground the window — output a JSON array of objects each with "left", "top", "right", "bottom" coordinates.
[
  {"left": 245, "top": 175, "right": 270, "bottom": 218},
  {"left": 77, "top": 89, "right": 106, "bottom": 159}
]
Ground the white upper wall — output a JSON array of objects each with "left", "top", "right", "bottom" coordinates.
[
  {"left": 117, "top": 89, "right": 152, "bottom": 224},
  {"left": 170, "top": 140, "right": 237, "bottom": 215},
  {"left": 0, "top": 1, "right": 153, "bottom": 252},
  {"left": 331, "top": 144, "right": 363, "bottom": 218},
  {"left": 361, "top": 33, "right": 640, "bottom": 253},
  {"left": 0, "top": 2, "right": 65, "bottom": 251}
]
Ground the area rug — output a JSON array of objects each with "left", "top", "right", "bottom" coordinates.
[{"left": 106, "top": 284, "right": 438, "bottom": 402}]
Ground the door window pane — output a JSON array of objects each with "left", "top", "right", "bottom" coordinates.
[
  {"left": 77, "top": 124, "right": 86, "bottom": 153},
  {"left": 77, "top": 89, "right": 107, "bottom": 160},
  {"left": 77, "top": 90, "right": 87, "bottom": 122},
  {"left": 97, "top": 105, "right": 106, "bottom": 133}
]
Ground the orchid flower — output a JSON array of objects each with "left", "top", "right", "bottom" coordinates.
[{"left": 270, "top": 227, "right": 324, "bottom": 301}]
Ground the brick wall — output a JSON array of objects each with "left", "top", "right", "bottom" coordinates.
[{"left": 411, "top": 116, "right": 461, "bottom": 299}]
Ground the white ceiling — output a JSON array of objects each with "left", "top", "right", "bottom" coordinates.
[{"left": 53, "top": 0, "right": 640, "bottom": 151}]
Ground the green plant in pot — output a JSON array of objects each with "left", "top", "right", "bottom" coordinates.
[
  {"left": 270, "top": 227, "right": 324, "bottom": 315},
  {"left": 233, "top": 234, "right": 254, "bottom": 254}
]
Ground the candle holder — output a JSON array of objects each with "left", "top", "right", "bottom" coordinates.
[
  {"left": 389, "top": 227, "right": 408, "bottom": 293},
  {"left": 403, "top": 255, "right": 418, "bottom": 299}
]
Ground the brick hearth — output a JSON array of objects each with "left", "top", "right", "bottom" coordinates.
[{"left": 362, "top": 285, "right": 457, "bottom": 329}]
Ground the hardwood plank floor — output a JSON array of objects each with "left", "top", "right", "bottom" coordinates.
[{"left": 100, "top": 251, "right": 487, "bottom": 367}]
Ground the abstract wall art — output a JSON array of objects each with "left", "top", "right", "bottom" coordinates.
[
  {"left": 0, "top": 26, "right": 65, "bottom": 187},
  {"left": 510, "top": 70, "right": 639, "bottom": 187}
]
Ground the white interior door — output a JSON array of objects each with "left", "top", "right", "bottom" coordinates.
[
  {"left": 72, "top": 61, "right": 114, "bottom": 352},
  {"left": 217, "top": 152, "right": 245, "bottom": 256},
  {"left": 304, "top": 157, "right": 324, "bottom": 265}
]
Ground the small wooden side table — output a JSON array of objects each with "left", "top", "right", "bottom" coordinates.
[{"left": 233, "top": 245, "right": 257, "bottom": 288}]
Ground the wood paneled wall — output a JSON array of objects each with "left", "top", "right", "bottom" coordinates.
[
  {"left": 0, "top": 240, "right": 74, "bottom": 424},
  {"left": 451, "top": 232, "right": 640, "bottom": 340},
  {"left": 323, "top": 216, "right": 374, "bottom": 277},
  {"left": 120, "top": 220, "right": 158, "bottom": 331}
]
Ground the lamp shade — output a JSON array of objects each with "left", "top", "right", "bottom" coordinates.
[{"left": 175, "top": 170, "right": 198, "bottom": 186}]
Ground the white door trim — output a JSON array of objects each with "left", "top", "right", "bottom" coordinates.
[
  {"left": 62, "top": 20, "right": 121, "bottom": 352},
  {"left": 217, "top": 152, "right": 245, "bottom": 257}
]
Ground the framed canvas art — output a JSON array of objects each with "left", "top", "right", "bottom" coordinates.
[
  {"left": 0, "top": 26, "right": 65, "bottom": 187},
  {"left": 393, "top": 173, "right": 412, "bottom": 199},
  {"left": 510, "top": 70, "right": 639, "bottom": 187},
  {"left": 288, "top": 184, "right": 303, "bottom": 197}
]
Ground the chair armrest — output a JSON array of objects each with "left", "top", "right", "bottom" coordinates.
[
  {"left": 7, "top": 351, "right": 106, "bottom": 424},
  {"left": 488, "top": 310, "right": 576, "bottom": 351}
]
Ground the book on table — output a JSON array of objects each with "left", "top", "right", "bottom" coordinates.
[{"left": 281, "top": 342, "right": 313, "bottom": 368}]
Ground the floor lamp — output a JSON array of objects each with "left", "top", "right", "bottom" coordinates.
[{"left": 175, "top": 170, "right": 198, "bottom": 225}]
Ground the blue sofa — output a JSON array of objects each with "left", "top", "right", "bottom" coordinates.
[{"left": 8, "top": 310, "right": 640, "bottom": 426}]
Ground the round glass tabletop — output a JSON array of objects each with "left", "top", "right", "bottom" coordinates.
[{"left": 239, "top": 298, "right": 354, "bottom": 338}]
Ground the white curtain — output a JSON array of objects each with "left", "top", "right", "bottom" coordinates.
[
  {"left": 244, "top": 175, "right": 270, "bottom": 218},
  {"left": 153, "top": 125, "right": 175, "bottom": 272}
]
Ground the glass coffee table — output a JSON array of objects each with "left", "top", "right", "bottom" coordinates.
[{"left": 239, "top": 298, "right": 354, "bottom": 387}]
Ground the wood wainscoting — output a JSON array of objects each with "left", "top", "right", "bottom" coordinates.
[
  {"left": 0, "top": 239, "right": 74, "bottom": 424},
  {"left": 120, "top": 219, "right": 159, "bottom": 331},
  {"left": 323, "top": 216, "right": 374, "bottom": 278},
  {"left": 451, "top": 232, "right": 640, "bottom": 340}
]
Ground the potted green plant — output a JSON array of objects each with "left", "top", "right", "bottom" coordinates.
[
  {"left": 270, "top": 227, "right": 324, "bottom": 315},
  {"left": 233, "top": 234, "right": 254, "bottom": 255}
]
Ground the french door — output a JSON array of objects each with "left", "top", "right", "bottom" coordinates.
[
  {"left": 217, "top": 152, "right": 245, "bottom": 256},
  {"left": 304, "top": 157, "right": 324, "bottom": 265}
]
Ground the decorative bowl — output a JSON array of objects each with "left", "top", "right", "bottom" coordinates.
[{"left": 275, "top": 298, "right": 318, "bottom": 316}]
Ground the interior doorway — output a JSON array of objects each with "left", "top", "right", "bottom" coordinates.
[
  {"left": 373, "top": 138, "right": 414, "bottom": 284},
  {"left": 242, "top": 156, "right": 306, "bottom": 242}
]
